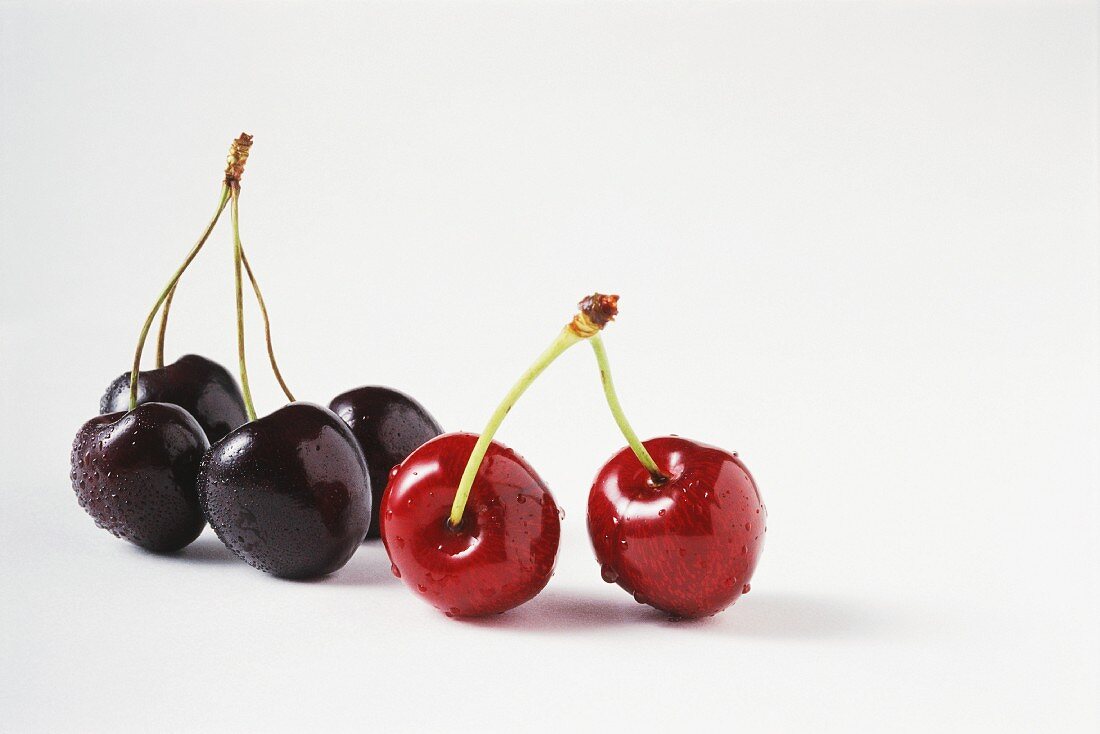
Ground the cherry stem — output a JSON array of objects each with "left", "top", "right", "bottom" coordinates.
[
  {"left": 156, "top": 286, "right": 175, "bottom": 368},
  {"left": 448, "top": 294, "right": 621, "bottom": 527},
  {"left": 230, "top": 186, "right": 258, "bottom": 422},
  {"left": 589, "top": 334, "right": 668, "bottom": 483},
  {"left": 154, "top": 191, "right": 231, "bottom": 368},
  {"left": 128, "top": 185, "right": 232, "bottom": 411},
  {"left": 448, "top": 328, "right": 583, "bottom": 527},
  {"left": 240, "top": 247, "right": 296, "bottom": 403}
]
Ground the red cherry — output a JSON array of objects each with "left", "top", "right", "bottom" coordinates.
[
  {"left": 381, "top": 433, "right": 561, "bottom": 617},
  {"left": 588, "top": 436, "right": 766, "bottom": 618}
]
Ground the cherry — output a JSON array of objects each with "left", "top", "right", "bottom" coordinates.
[
  {"left": 70, "top": 403, "right": 208, "bottom": 552},
  {"left": 588, "top": 437, "right": 766, "bottom": 618},
  {"left": 194, "top": 145, "right": 370, "bottom": 579},
  {"left": 67, "top": 136, "right": 253, "bottom": 550},
  {"left": 99, "top": 354, "right": 246, "bottom": 442},
  {"left": 381, "top": 294, "right": 620, "bottom": 617},
  {"left": 329, "top": 386, "right": 443, "bottom": 540},
  {"left": 579, "top": 311, "right": 766, "bottom": 618},
  {"left": 196, "top": 402, "right": 371, "bottom": 578},
  {"left": 382, "top": 433, "right": 559, "bottom": 616}
]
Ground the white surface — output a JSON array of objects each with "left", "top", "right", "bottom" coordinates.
[{"left": 1, "top": 1, "right": 1098, "bottom": 732}]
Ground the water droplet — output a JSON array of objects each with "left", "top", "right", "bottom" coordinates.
[
  {"left": 516, "top": 494, "right": 526, "bottom": 504},
  {"left": 600, "top": 564, "right": 619, "bottom": 583},
  {"left": 619, "top": 539, "right": 629, "bottom": 549},
  {"left": 742, "top": 583, "right": 751, "bottom": 594},
  {"left": 390, "top": 564, "right": 401, "bottom": 579},
  {"left": 633, "top": 590, "right": 649, "bottom": 605},
  {"left": 658, "top": 509, "right": 666, "bottom": 517}
]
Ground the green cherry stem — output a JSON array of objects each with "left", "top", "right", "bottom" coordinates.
[
  {"left": 449, "top": 329, "right": 580, "bottom": 527},
  {"left": 128, "top": 185, "right": 232, "bottom": 410},
  {"left": 588, "top": 333, "right": 667, "bottom": 483},
  {"left": 155, "top": 286, "right": 176, "bottom": 368},
  {"left": 154, "top": 189, "right": 231, "bottom": 368},
  {"left": 240, "top": 247, "right": 296, "bottom": 403},
  {"left": 230, "top": 186, "right": 257, "bottom": 422},
  {"left": 448, "top": 294, "right": 622, "bottom": 527}
]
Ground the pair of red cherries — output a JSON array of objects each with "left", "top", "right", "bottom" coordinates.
[
  {"left": 70, "top": 135, "right": 766, "bottom": 620},
  {"left": 384, "top": 294, "right": 767, "bottom": 619}
]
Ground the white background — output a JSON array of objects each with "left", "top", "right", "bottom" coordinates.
[{"left": 1, "top": 1, "right": 1097, "bottom": 731}]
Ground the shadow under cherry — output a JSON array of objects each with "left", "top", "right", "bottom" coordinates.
[{"left": 460, "top": 587, "right": 896, "bottom": 639}]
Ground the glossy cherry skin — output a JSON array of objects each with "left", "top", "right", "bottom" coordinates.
[
  {"left": 70, "top": 403, "right": 209, "bottom": 552},
  {"left": 329, "top": 386, "right": 443, "bottom": 540},
  {"left": 588, "top": 436, "right": 766, "bottom": 618},
  {"left": 100, "top": 354, "right": 247, "bottom": 443},
  {"left": 381, "top": 433, "right": 561, "bottom": 617},
  {"left": 196, "top": 402, "right": 372, "bottom": 579}
]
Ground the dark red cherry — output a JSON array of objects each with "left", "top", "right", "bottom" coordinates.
[
  {"left": 70, "top": 403, "right": 209, "bottom": 552},
  {"left": 329, "top": 386, "right": 443, "bottom": 540},
  {"left": 381, "top": 433, "right": 561, "bottom": 617},
  {"left": 196, "top": 402, "right": 371, "bottom": 579},
  {"left": 100, "top": 354, "right": 247, "bottom": 443},
  {"left": 587, "top": 436, "right": 766, "bottom": 618}
]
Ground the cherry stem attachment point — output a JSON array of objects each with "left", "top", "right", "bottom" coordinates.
[
  {"left": 128, "top": 185, "right": 232, "bottom": 411},
  {"left": 230, "top": 186, "right": 257, "bottom": 422},
  {"left": 155, "top": 190, "right": 231, "bottom": 368},
  {"left": 448, "top": 293, "right": 621, "bottom": 527},
  {"left": 588, "top": 333, "right": 667, "bottom": 483}
]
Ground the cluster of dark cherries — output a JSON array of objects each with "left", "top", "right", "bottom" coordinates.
[{"left": 71, "top": 134, "right": 766, "bottom": 620}]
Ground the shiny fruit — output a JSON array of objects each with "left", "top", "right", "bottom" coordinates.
[
  {"left": 70, "top": 402, "right": 208, "bottom": 552},
  {"left": 588, "top": 436, "right": 766, "bottom": 618},
  {"left": 196, "top": 402, "right": 371, "bottom": 579},
  {"left": 382, "top": 433, "right": 560, "bottom": 617},
  {"left": 329, "top": 386, "right": 442, "bottom": 540},
  {"left": 100, "top": 354, "right": 247, "bottom": 442}
]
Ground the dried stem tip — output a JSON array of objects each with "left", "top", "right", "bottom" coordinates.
[
  {"left": 225, "top": 133, "right": 254, "bottom": 185},
  {"left": 569, "top": 293, "right": 620, "bottom": 337}
]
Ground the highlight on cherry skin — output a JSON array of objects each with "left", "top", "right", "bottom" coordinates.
[
  {"left": 329, "top": 386, "right": 443, "bottom": 541},
  {"left": 70, "top": 402, "right": 209, "bottom": 552},
  {"left": 587, "top": 436, "right": 767, "bottom": 618},
  {"left": 197, "top": 402, "right": 372, "bottom": 579},
  {"left": 100, "top": 354, "right": 247, "bottom": 443},
  {"left": 381, "top": 433, "right": 560, "bottom": 617}
]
